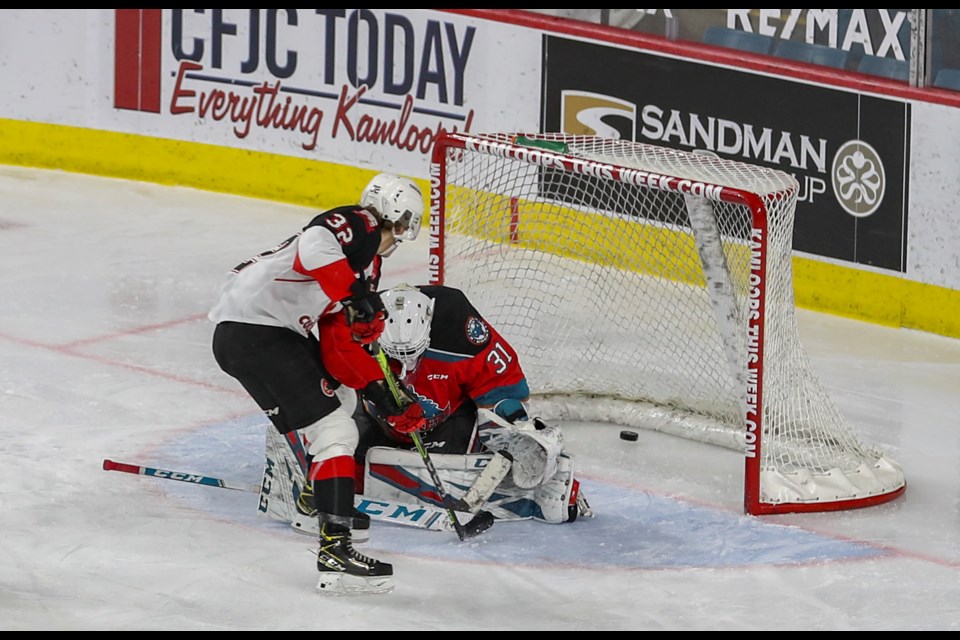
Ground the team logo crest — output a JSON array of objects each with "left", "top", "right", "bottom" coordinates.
[{"left": 465, "top": 316, "right": 490, "bottom": 346}]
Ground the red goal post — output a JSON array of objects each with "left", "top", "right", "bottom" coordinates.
[{"left": 428, "top": 131, "right": 905, "bottom": 515}]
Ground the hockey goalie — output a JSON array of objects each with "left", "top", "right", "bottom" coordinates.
[{"left": 258, "top": 283, "right": 592, "bottom": 538}]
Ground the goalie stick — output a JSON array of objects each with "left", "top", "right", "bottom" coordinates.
[
  {"left": 101, "top": 458, "right": 461, "bottom": 533},
  {"left": 372, "top": 342, "right": 495, "bottom": 540},
  {"left": 453, "top": 408, "right": 514, "bottom": 514}
]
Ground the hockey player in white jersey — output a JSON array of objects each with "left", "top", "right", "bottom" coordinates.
[{"left": 209, "top": 173, "right": 426, "bottom": 595}]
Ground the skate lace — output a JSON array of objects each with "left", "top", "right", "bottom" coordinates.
[
  {"left": 318, "top": 528, "right": 378, "bottom": 565},
  {"left": 344, "top": 539, "right": 378, "bottom": 565}
]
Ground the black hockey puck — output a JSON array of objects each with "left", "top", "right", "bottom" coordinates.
[{"left": 619, "top": 430, "right": 639, "bottom": 441}]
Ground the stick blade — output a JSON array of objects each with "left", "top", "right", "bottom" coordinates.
[{"left": 462, "top": 510, "right": 495, "bottom": 538}]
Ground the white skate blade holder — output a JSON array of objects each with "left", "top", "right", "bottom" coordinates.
[{"left": 316, "top": 572, "right": 394, "bottom": 596}]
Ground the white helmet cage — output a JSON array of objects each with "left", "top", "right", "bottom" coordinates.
[
  {"left": 379, "top": 284, "right": 435, "bottom": 372},
  {"left": 360, "top": 173, "right": 424, "bottom": 242}
]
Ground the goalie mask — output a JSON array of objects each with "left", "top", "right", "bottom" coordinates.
[
  {"left": 360, "top": 173, "right": 424, "bottom": 243},
  {"left": 380, "top": 284, "right": 435, "bottom": 372}
]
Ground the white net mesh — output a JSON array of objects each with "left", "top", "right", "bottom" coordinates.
[{"left": 432, "top": 132, "right": 905, "bottom": 513}]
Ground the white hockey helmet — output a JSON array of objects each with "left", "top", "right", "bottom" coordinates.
[
  {"left": 360, "top": 173, "right": 424, "bottom": 242},
  {"left": 380, "top": 284, "right": 435, "bottom": 372}
]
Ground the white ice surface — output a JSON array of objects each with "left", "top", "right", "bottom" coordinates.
[{"left": 1, "top": 166, "right": 959, "bottom": 630}]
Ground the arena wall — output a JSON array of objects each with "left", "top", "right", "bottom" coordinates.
[{"left": 1, "top": 9, "right": 957, "bottom": 338}]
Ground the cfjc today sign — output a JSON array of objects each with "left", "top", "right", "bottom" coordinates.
[{"left": 114, "top": 9, "right": 477, "bottom": 156}]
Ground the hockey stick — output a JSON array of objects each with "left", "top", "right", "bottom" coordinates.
[
  {"left": 372, "top": 343, "right": 495, "bottom": 540},
  {"left": 103, "top": 458, "right": 258, "bottom": 491},
  {"left": 457, "top": 410, "right": 514, "bottom": 513},
  {"left": 102, "top": 458, "right": 459, "bottom": 533},
  {"left": 452, "top": 449, "right": 512, "bottom": 514}
]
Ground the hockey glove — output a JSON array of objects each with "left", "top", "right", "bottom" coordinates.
[
  {"left": 363, "top": 379, "right": 426, "bottom": 434},
  {"left": 386, "top": 403, "right": 426, "bottom": 434},
  {"left": 341, "top": 281, "right": 387, "bottom": 345}
]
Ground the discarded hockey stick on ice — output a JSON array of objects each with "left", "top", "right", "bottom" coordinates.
[
  {"left": 373, "top": 343, "right": 495, "bottom": 540},
  {"left": 103, "top": 458, "right": 258, "bottom": 491},
  {"left": 101, "top": 458, "right": 462, "bottom": 533}
]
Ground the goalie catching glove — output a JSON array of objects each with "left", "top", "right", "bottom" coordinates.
[
  {"left": 363, "top": 378, "right": 426, "bottom": 434},
  {"left": 481, "top": 417, "right": 564, "bottom": 489},
  {"left": 341, "top": 279, "right": 387, "bottom": 345}
]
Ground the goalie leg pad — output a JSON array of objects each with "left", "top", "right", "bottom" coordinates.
[
  {"left": 365, "top": 447, "right": 548, "bottom": 522},
  {"left": 365, "top": 447, "right": 495, "bottom": 507},
  {"left": 259, "top": 427, "right": 307, "bottom": 524},
  {"left": 532, "top": 453, "right": 577, "bottom": 523},
  {"left": 364, "top": 447, "right": 531, "bottom": 520}
]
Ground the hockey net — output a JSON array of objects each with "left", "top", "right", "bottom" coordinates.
[{"left": 428, "top": 132, "right": 905, "bottom": 515}]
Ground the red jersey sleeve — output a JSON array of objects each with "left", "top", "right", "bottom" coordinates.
[
  {"left": 295, "top": 207, "right": 382, "bottom": 303},
  {"left": 457, "top": 324, "right": 529, "bottom": 407},
  {"left": 317, "top": 312, "right": 384, "bottom": 389}
]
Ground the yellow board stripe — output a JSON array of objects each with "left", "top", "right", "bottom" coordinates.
[{"left": 2, "top": 118, "right": 958, "bottom": 339}]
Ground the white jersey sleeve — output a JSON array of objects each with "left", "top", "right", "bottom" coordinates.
[{"left": 208, "top": 225, "right": 345, "bottom": 337}]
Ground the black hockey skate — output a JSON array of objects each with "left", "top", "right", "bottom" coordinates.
[
  {"left": 315, "top": 523, "right": 393, "bottom": 596},
  {"left": 293, "top": 483, "right": 371, "bottom": 542}
]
